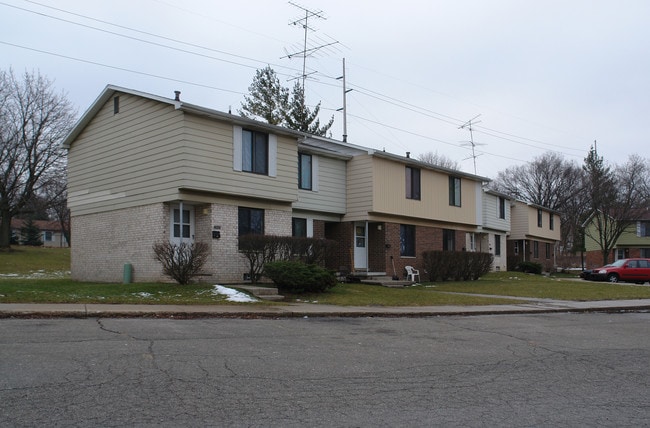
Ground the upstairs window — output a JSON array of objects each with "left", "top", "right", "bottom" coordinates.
[
  {"left": 298, "top": 153, "right": 312, "bottom": 190},
  {"left": 113, "top": 96, "right": 120, "bottom": 114},
  {"left": 549, "top": 213, "right": 554, "bottom": 230},
  {"left": 449, "top": 176, "right": 461, "bottom": 207},
  {"left": 498, "top": 197, "right": 506, "bottom": 219},
  {"left": 638, "top": 221, "right": 650, "bottom": 237},
  {"left": 537, "top": 209, "right": 543, "bottom": 227},
  {"left": 405, "top": 166, "right": 421, "bottom": 200},
  {"left": 242, "top": 129, "right": 268, "bottom": 175}
]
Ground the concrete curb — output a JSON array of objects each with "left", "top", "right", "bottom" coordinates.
[{"left": 1, "top": 300, "right": 650, "bottom": 319}]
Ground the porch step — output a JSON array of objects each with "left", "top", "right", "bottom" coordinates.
[{"left": 236, "top": 285, "right": 284, "bottom": 301}]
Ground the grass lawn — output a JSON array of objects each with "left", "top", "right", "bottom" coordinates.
[{"left": 2, "top": 247, "right": 650, "bottom": 305}]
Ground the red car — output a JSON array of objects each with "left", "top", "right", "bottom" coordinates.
[{"left": 589, "top": 258, "right": 650, "bottom": 284}]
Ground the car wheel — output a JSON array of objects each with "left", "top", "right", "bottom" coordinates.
[{"left": 607, "top": 274, "right": 619, "bottom": 283}]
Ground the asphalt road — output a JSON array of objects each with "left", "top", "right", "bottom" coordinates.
[{"left": 1, "top": 313, "right": 649, "bottom": 427}]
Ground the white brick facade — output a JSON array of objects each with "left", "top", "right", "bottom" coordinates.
[{"left": 72, "top": 202, "right": 293, "bottom": 284}]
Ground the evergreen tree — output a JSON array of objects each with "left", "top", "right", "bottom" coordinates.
[
  {"left": 283, "top": 82, "right": 334, "bottom": 136},
  {"left": 20, "top": 218, "right": 43, "bottom": 246},
  {"left": 238, "top": 66, "right": 288, "bottom": 125},
  {"left": 239, "top": 67, "right": 334, "bottom": 136}
]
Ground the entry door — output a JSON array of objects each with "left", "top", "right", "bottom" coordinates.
[{"left": 354, "top": 222, "right": 367, "bottom": 270}]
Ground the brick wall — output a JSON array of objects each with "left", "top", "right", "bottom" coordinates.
[{"left": 71, "top": 203, "right": 168, "bottom": 282}]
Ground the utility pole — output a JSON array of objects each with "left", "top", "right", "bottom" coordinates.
[
  {"left": 336, "top": 58, "right": 352, "bottom": 142},
  {"left": 459, "top": 114, "right": 484, "bottom": 175}
]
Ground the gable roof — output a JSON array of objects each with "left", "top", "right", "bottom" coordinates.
[{"left": 11, "top": 219, "right": 66, "bottom": 232}]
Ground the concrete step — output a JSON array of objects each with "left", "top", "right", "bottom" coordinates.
[
  {"left": 236, "top": 285, "right": 284, "bottom": 301},
  {"left": 360, "top": 276, "right": 415, "bottom": 288}
]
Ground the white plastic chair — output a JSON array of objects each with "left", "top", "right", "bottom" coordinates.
[{"left": 405, "top": 266, "right": 420, "bottom": 282}]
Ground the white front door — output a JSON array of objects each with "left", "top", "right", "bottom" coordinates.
[{"left": 354, "top": 222, "right": 368, "bottom": 270}]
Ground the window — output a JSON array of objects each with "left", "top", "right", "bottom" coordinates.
[
  {"left": 537, "top": 209, "right": 543, "bottom": 227},
  {"left": 113, "top": 96, "right": 119, "bottom": 114},
  {"left": 400, "top": 224, "right": 416, "bottom": 257},
  {"left": 533, "top": 241, "right": 539, "bottom": 258},
  {"left": 170, "top": 205, "right": 194, "bottom": 244},
  {"left": 642, "top": 248, "right": 650, "bottom": 258},
  {"left": 514, "top": 241, "right": 519, "bottom": 255},
  {"left": 638, "top": 221, "right": 650, "bottom": 237},
  {"left": 549, "top": 213, "right": 554, "bottom": 230},
  {"left": 616, "top": 248, "right": 625, "bottom": 260},
  {"left": 449, "top": 176, "right": 461, "bottom": 207},
  {"left": 43, "top": 231, "right": 53, "bottom": 242},
  {"left": 443, "top": 229, "right": 455, "bottom": 251},
  {"left": 298, "top": 153, "right": 312, "bottom": 190},
  {"left": 242, "top": 129, "right": 268, "bottom": 174},
  {"left": 238, "top": 207, "right": 264, "bottom": 236},
  {"left": 545, "top": 243, "right": 551, "bottom": 259},
  {"left": 494, "top": 234, "right": 501, "bottom": 256},
  {"left": 292, "top": 218, "right": 307, "bottom": 237},
  {"left": 405, "top": 166, "right": 421, "bottom": 200},
  {"left": 498, "top": 197, "right": 506, "bottom": 219}
]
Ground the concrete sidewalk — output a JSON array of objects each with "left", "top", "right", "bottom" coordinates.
[{"left": 1, "top": 298, "right": 650, "bottom": 318}]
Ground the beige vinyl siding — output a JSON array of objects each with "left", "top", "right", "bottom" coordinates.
[
  {"left": 67, "top": 94, "right": 186, "bottom": 216},
  {"left": 68, "top": 95, "right": 299, "bottom": 217},
  {"left": 344, "top": 154, "right": 374, "bottom": 221},
  {"left": 176, "top": 115, "right": 297, "bottom": 202},
  {"left": 372, "top": 157, "right": 479, "bottom": 226},
  {"left": 509, "top": 201, "right": 561, "bottom": 241},
  {"left": 294, "top": 155, "right": 346, "bottom": 214}
]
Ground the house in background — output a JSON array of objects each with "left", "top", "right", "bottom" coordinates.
[
  {"left": 583, "top": 209, "right": 650, "bottom": 268},
  {"left": 10, "top": 219, "right": 69, "bottom": 248},
  {"left": 474, "top": 189, "right": 511, "bottom": 272},
  {"left": 507, "top": 200, "right": 561, "bottom": 271},
  {"left": 62, "top": 85, "right": 529, "bottom": 284}
]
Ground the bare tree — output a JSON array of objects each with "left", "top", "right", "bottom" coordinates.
[
  {"left": 417, "top": 151, "right": 460, "bottom": 170},
  {"left": 0, "top": 69, "right": 76, "bottom": 248},
  {"left": 491, "top": 151, "right": 587, "bottom": 252}
]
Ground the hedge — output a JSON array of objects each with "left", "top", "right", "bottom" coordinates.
[{"left": 420, "top": 251, "right": 493, "bottom": 281}]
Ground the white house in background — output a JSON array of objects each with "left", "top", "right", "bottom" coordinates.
[{"left": 472, "top": 189, "right": 511, "bottom": 272}]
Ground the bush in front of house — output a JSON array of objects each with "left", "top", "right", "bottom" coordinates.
[
  {"left": 421, "top": 250, "right": 494, "bottom": 281},
  {"left": 152, "top": 241, "right": 209, "bottom": 285},
  {"left": 514, "top": 261, "right": 543, "bottom": 274},
  {"left": 263, "top": 261, "right": 337, "bottom": 293},
  {"left": 238, "top": 235, "right": 337, "bottom": 284}
]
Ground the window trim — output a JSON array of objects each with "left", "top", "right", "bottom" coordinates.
[
  {"left": 498, "top": 197, "right": 506, "bottom": 219},
  {"left": 233, "top": 126, "right": 277, "bottom": 177},
  {"left": 537, "top": 209, "right": 543, "bottom": 228}
]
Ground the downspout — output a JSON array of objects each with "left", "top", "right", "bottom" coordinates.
[{"left": 366, "top": 220, "right": 369, "bottom": 272}]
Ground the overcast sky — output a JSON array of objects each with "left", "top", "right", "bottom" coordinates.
[{"left": 2, "top": 0, "right": 648, "bottom": 178}]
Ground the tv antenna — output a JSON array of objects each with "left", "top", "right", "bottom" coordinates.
[
  {"left": 282, "top": 2, "right": 339, "bottom": 90},
  {"left": 459, "top": 114, "right": 485, "bottom": 175}
]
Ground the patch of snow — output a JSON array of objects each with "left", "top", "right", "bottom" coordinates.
[
  {"left": 212, "top": 285, "right": 258, "bottom": 302},
  {"left": 135, "top": 292, "right": 153, "bottom": 298}
]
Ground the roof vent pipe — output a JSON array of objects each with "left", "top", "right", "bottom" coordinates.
[
  {"left": 406, "top": 152, "right": 410, "bottom": 158},
  {"left": 174, "top": 91, "right": 181, "bottom": 101}
]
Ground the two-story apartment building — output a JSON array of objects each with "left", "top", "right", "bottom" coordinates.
[
  {"left": 583, "top": 209, "right": 650, "bottom": 268},
  {"left": 507, "top": 200, "right": 561, "bottom": 271},
  {"left": 62, "top": 85, "right": 495, "bottom": 283}
]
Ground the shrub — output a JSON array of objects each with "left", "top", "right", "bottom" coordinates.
[
  {"left": 515, "top": 261, "right": 543, "bottom": 275},
  {"left": 264, "top": 261, "right": 337, "bottom": 293},
  {"left": 238, "top": 235, "right": 337, "bottom": 283},
  {"left": 152, "top": 241, "right": 209, "bottom": 285},
  {"left": 421, "top": 251, "right": 493, "bottom": 281}
]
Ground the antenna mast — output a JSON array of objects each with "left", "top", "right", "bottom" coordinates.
[
  {"left": 284, "top": 2, "right": 337, "bottom": 90},
  {"left": 459, "top": 114, "right": 484, "bottom": 175}
]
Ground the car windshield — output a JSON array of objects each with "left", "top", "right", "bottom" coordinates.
[{"left": 609, "top": 259, "right": 627, "bottom": 268}]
